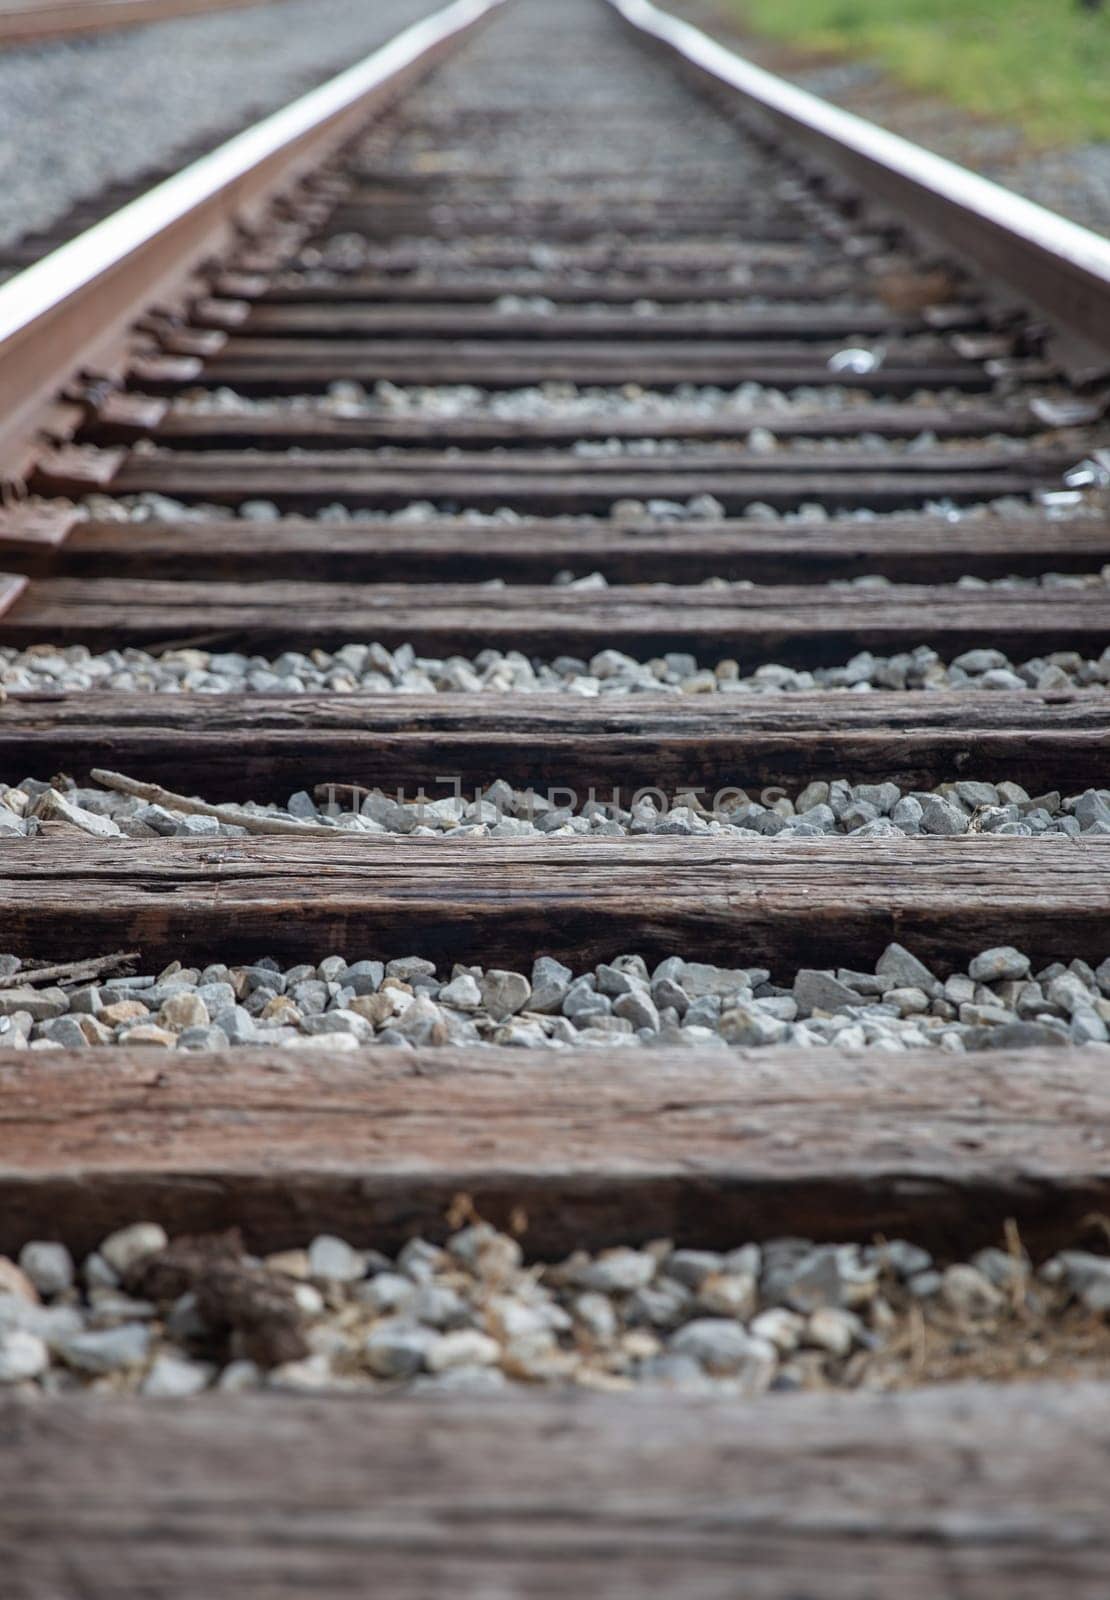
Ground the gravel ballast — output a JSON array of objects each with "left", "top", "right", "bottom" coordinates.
[
  {"left": 173, "top": 380, "right": 982, "bottom": 420},
  {"left": 4, "top": 641, "right": 1110, "bottom": 695},
  {"left": 3, "top": 1219, "right": 1110, "bottom": 1396},
  {"left": 1, "top": 944, "right": 1107, "bottom": 1054},
  {"left": 80, "top": 482, "right": 1110, "bottom": 530},
  {"left": 0, "top": 0, "right": 440, "bottom": 249},
  {"left": 6, "top": 771, "right": 1110, "bottom": 843}
]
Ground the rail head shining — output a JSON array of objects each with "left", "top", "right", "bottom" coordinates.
[
  {"left": 608, "top": 0, "right": 1110, "bottom": 379},
  {"left": 0, "top": 0, "right": 505, "bottom": 480}
]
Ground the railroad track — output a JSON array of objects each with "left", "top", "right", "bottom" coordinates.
[
  {"left": 0, "top": 0, "right": 273, "bottom": 49},
  {"left": 2, "top": 0, "right": 1110, "bottom": 1590}
]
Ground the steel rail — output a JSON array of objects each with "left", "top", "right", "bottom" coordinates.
[
  {"left": 0, "top": 0, "right": 505, "bottom": 479},
  {"left": 606, "top": 0, "right": 1110, "bottom": 381},
  {"left": 0, "top": 0, "right": 271, "bottom": 49}
]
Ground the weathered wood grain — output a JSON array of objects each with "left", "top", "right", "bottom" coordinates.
[
  {"left": 144, "top": 357, "right": 992, "bottom": 394},
  {"left": 0, "top": 573, "right": 27, "bottom": 619},
  {"left": 142, "top": 444, "right": 1061, "bottom": 477},
  {"left": 1, "top": 689, "right": 1106, "bottom": 795},
  {"left": 170, "top": 333, "right": 976, "bottom": 369},
  {"left": 317, "top": 205, "right": 813, "bottom": 241},
  {"left": 0, "top": 1044, "right": 1108, "bottom": 1253},
  {"left": 337, "top": 159, "right": 793, "bottom": 183},
  {"left": 52, "top": 440, "right": 1068, "bottom": 482},
  {"left": 16, "top": 513, "right": 1108, "bottom": 585},
  {"left": 44, "top": 456, "right": 1055, "bottom": 514},
  {"left": 199, "top": 303, "right": 947, "bottom": 339},
  {"left": 0, "top": 506, "right": 79, "bottom": 556},
  {"left": 0, "top": 834, "right": 1106, "bottom": 968},
  {"left": 96, "top": 400, "right": 1040, "bottom": 450},
  {"left": 293, "top": 237, "right": 820, "bottom": 270},
  {"left": 159, "top": 330, "right": 986, "bottom": 393},
  {"left": 240, "top": 265, "right": 884, "bottom": 301},
  {"left": 328, "top": 186, "right": 795, "bottom": 208},
  {"left": 1, "top": 579, "right": 1104, "bottom": 659},
  {"left": 6, "top": 1381, "right": 1110, "bottom": 1599}
]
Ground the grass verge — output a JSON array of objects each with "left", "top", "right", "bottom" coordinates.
[{"left": 722, "top": 1, "right": 1110, "bottom": 144}]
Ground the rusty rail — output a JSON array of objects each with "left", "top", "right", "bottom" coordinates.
[{"left": 0, "top": 0, "right": 274, "bottom": 49}]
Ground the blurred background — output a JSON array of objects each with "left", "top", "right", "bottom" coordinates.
[
  {"left": 675, "top": 0, "right": 1110, "bottom": 230},
  {"left": 0, "top": 0, "right": 1106, "bottom": 272}
]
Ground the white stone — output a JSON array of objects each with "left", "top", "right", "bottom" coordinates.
[
  {"left": 307, "top": 1234, "right": 365, "bottom": 1283},
  {"left": 356, "top": 1273, "right": 416, "bottom": 1315},
  {"left": 750, "top": 1308, "right": 804, "bottom": 1352},
  {"left": 99, "top": 1222, "right": 168, "bottom": 1276},
  {"left": 141, "top": 1353, "right": 214, "bottom": 1397},
  {"left": 34, "top": 789, "right": 122, "bottom": 837},
  {"left": 60, "top": 1322, "right": 152, "bottom": 1374},
  {"left": 479, "top": 970, "right": 531, "bottom": 1020},
  {"left": 0, "top": 1330, "right": 48, "bottom": 1383},
  {"left": 669, "top": 1320, "right": 777, "bottom": 1389},
  {"left": 805, "top": 1307, "right": 862, "bottom": 1356},
  {"left": 438, "top": 974, "right": 483, "bottom": 1010},
  {"left": 218, "top": 1359, "right": 263, "bottom": 1392},
  {"left": 573, "top": 1292, "right": 618, "bottom": 1343},
  {"left": 941, "top": 1264, "right": 1005, "bottom": 1317},
  {"left": 159, "top": 992, "right": 210, "bottom": 1030},
  {"left": 293, "top": 1284, "right": 326, "bottom": 1316},
  {"left": 18, "top": 1242, "right": 74, "bottom": 1298},
  {"left": 363, "top": 1320, "right": 437, "bottom": 1378},
  {"left": 573, "top": 1249, "right": 656, "bottom": 1293},
  {"left": 696, "top": 1272, "right": 757, "bottom": 1319},
  {"left": 425, "top": 1329, "right": 501, "bottom": 1373}
]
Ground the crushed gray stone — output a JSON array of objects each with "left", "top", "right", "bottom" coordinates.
[
  {"left": 2, "top": 943, "right": 1108, "bottom": 1056},
  {"left": 75, "top": 484, "right": 1110, "bottom": 533},
  {"left": 0, "top": 0, "right": 442, "bottom": 250},
  {"left": 171, "top": 378, "right": 1044, "bottom": 422},
  {"left": 2, "top": 1220, "right": 1109, "bottom": 1396},
  {"left": 7, "top": 772, "right": 1110, "bottom": 843},
  {"left": 4, "top": 641, "right": 1110, "bottom": 697}
]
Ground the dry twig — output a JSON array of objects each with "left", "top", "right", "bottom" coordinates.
[
  {"left": 90, "top": 768, "right": 342, "bottom": 839},
  {"left": 0, "top": 949, "right": 140, "bottom": 989}
]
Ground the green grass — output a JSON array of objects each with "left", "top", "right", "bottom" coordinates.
[{"left": 724, "top": 0, "right": 1110, "bottom": 144}]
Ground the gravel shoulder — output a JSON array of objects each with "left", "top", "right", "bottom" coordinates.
[
  {"left": 669, "top": 0, "right": 1110, "bottom": 238},
  {"left": 0, "top": 0, "right": 439, "bottom": 249}
]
